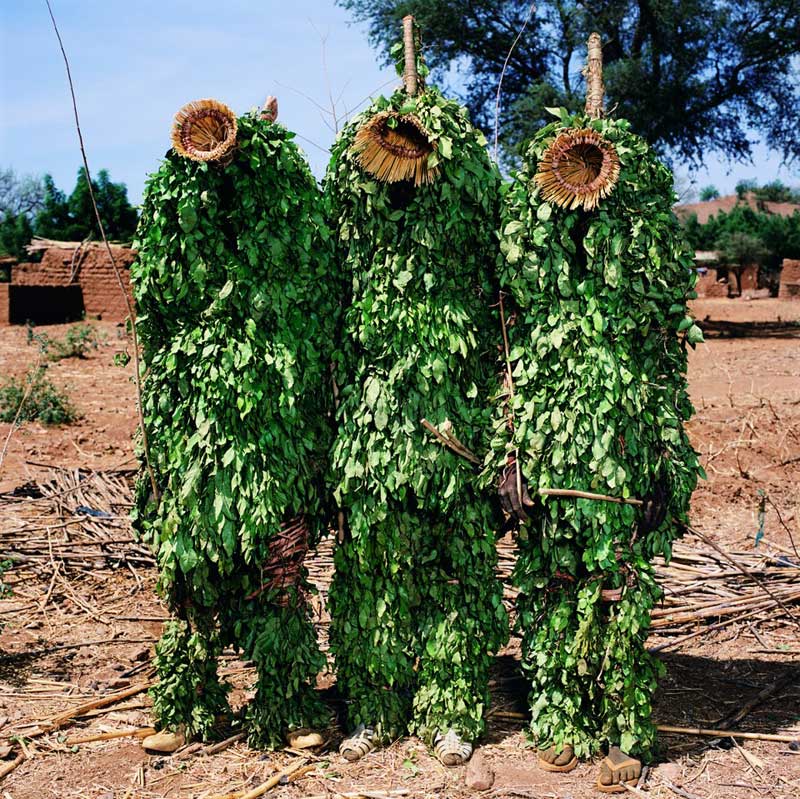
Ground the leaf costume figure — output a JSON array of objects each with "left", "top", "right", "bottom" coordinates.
[
  {"left": 324, "top": 18, "right": 507, "bottom": 765},
  {"left": 131, "top": 97, "right": 336, "bottom": 748},
  {"left": 489, "top": 36, "right": 703, "bottom": 791}
]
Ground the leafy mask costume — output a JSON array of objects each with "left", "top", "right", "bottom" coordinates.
[
  {"left": 488, "top": 54, "right": 703, "bottom": 761},
  {"left": 324, "top": 20, "right": 508, "bottom": 747},
  {"left": 132, "top": 99, "right": 337, "bottom": 747}
]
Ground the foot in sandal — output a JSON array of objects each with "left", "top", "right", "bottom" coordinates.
[
  {"left": 432, "top": 729, "right": 473, "bottom": 766},
  {"left": 339, "top": 724, "right": 378, "bottom": 761},
  {"left": 537, "top": 743, "right": 577, "bottom": 772},
  {"left": 596, "top": 745, "right": 641, "bottom": 792}
]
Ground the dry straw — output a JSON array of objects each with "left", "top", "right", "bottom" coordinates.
[
  {"left": 351, "top": 15, "right": 439, "bottom": 186},
  {"left": 171, "top": 99, "right": 238, "bottom": 162},
  {"left": 352, "top": 112, "right": 437, "bottom": 185},
  {"left": 535, "top": 127, "right": 620, "bottom": 211}
]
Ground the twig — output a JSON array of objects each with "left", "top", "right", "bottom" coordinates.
[
  {"left": 716, "top": 669, "right": 796, "bottom": 729},
  {"left": 657, "top": 724, "right": 799, "bottom": 743},
  {"left": 763, "top": 494, "right": 800, "bottom": 560},
  {"left": 44, "top": 0, "right": 158, "bottom": 502},
  {"left": 212, "top": 757, "right": 310, "bottom": 799},
  {"left": 493, "top": 3, "right": 536, "bottom": 161},
  {"left": 660, "top": 781, "right": 704, "bottom": 799},
  {"left": 66, "top": 727, "right": 155, "bottom": 745},
  {"left": 539, "top": 488, "right": 643, "bottom": 506},
  {"left": 40, "top": 682, "right": 152, "bottom": 734},
  {"left": 199, "top": 731, "right": 246, "bottom": 756},
  {"left": 420, "top": 419, "right": 480, "bottom": 464},
  {"left": 0, "top": 754, "right": 24, "bottom": 781}
]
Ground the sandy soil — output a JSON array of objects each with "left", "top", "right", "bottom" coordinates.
[{"left": 1, "top": 300, "right": 799, "bottom": 799}]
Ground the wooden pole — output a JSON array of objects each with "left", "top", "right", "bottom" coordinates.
[
  {"left": 657, "top": 724, "right": 799, "bottom": 744},
  {"left": 584, "top": 32, "right": 605, "bottom": 118},
  {"left": 402, "top": 15, "right": 418, "bottom": 97}
]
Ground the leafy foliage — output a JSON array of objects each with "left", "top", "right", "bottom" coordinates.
[
  {"left": 717, "top": 231, "right": 770, "bottom": 268},
  {"left": 699, "top": 186, "right": 719, "bottom": 202},
  {"left": 35, "top": 168, "right": 138, "bottom": 242},
  {"left": 33, "top": 323, "right": 102, "bottom": 361},
  {"left": 324, "top": 76, "right": 507, "bottom": 744},
  {"left": 0, "top": 168, "right": 44, "bottom": 259},
  {"left": 338, "top": 0, "right": 800, "bottom": 166},
  {"left": 487, "top": 109, "right": 703, "bottom": 757},
  {"left": 0, "top": 366, "right": 76, "bottom": 424},
  {"left": 0, "top": 213, "right": 33, "bottom": 261},
  {"left": 682, "top": 202, "right": 800, "bottom": 273},
  {"left": 132, "top": 111, "right": 337, "bottom": 745}
]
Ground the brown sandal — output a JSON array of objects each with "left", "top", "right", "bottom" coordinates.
[
  {"left": 537, "top": 744, "right": 578, "bottom": 773},
  {"left": 596, "top": 754, "right": 641, "bottom": 793}
]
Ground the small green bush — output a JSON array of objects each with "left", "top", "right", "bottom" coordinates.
[
  {"left": 42, "top": 323, "right": 101, "bottom": 360},
  {"left": 0, "top": 366, "right": 76, "bottom": 424}
]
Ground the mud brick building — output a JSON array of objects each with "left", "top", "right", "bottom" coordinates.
[
  {"left": 779, "top": 259, "right": 800, "bottom": 299},
  {"left": 0, "top": 239, "right": 134, "bottom": 325}
]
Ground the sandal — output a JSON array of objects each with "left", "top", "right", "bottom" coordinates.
[
  {"left": 537, "top": 743, "right": 578, "bottom": 772},
  {"left": 433, "top": 729, "right": 473, "bottom": 766},
  {"left": 339, "top": 724, "right": 377, "bottom": 761},
  {"left": 596, "top": 749, "right": 641, "bottom": 793}
]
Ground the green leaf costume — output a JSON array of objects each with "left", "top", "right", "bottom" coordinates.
[
  {"left": 488, "top": 111, "right": 703, "bottom": 759},
  {"left": 131, "top": 106, "right": 337, "bottom": 747},
  {"left": 324, "top": 78, "right": 508, "bottom": 744}
]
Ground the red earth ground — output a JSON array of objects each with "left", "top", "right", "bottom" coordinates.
[{"left": 0, "top": 297, "right": 798, "bottom": 798}]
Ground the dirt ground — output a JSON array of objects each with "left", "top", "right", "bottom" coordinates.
[{"left": 0, "top": 298, "right": 799, "bottom": 799}]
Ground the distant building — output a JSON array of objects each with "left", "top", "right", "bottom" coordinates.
[
  {"left": 0, "top": 239, "right": 134, "bottom": 325},
  {"left": 675, "top": 192, "right": 800, "bottom": 225}
]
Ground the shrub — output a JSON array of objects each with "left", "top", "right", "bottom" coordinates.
[
  {"left": 26, "top": 323, "right": 101, "bottom": 361},
  {"left": 50, "top": 323, "right": 101, "bottom": 360},
  {"left": 0, "top": 366, "right": 76, "bottom": 424}
]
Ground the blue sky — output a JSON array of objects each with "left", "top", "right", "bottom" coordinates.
[{"left": 1, "top": 0, "right": 797, "bottom": 206}]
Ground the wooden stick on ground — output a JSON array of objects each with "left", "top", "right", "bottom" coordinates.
[
  {"left": 0, "top": 754, "right": 24, "bottom": 781},
  {"left": 66, "top": 726, "right": 156, "bottom": 745},
  {"left": 42, "top": 682, "right": 152, "bottom": 733},
  {"left": 210, "top": 757, "right": 310, "bottom": 799},
  {"left": 716, "top": 669, "right": 796, "bottom": 730},
  {"left": 657, "top": 724, "right": 799, "bottom": 743}
]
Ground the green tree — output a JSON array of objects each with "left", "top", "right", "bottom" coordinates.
[
  {"left": 339, "top": 0, "right": 800, "bottom": 164},
  {"left": 35, "top": 168, "right": 137, "bottom": 242},
  {"left": 0, "top": 168, "right": 45, "bottom": 259},
  {"left": 717, "top": 231, "right": 770, "bottom": 266},
  {"left": 735, "top": 179, "right": 758, "bottom": 199},
  {"left": 699, "top": 185, "right": 720, "bottom": 201},
  {"left": 0, "top": 213, "right": 34, "bottom": 261},
  {"left": 754, "top": 180, "right": 800, "bottom": 204},
  {"left": 681, "top": 203, "right": 800, "bottom": 273}
]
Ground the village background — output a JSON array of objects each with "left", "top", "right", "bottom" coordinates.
[{"left": 1, "top": 1, "right": 799, "bottom": 798}]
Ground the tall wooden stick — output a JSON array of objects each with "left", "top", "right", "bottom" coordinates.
[
  {"left": 584, "top": 32, "right": 605, "bottom": 118},
  {"left": 402, "top": 15, "right": 418, "bottom": 97},
  {"left": 44, "top": 0, "right": 159, "bottom": 502}
]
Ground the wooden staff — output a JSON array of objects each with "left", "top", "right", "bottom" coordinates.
[
  {"left": 584, "top": 32, "right": 605, "bottom": 118},
  {"left": 402, "top": 16, "right": 418, "bottom": 96}
]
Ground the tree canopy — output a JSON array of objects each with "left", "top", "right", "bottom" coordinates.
[
  {"left": 682, "top": 202, "right": 800, "bottom": 271},
  {"left": 35, "top": 168, "right": 138, "bottom": 243},
  {"left": 338, "top": 0, "right": 800, "bottom": 165}
]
